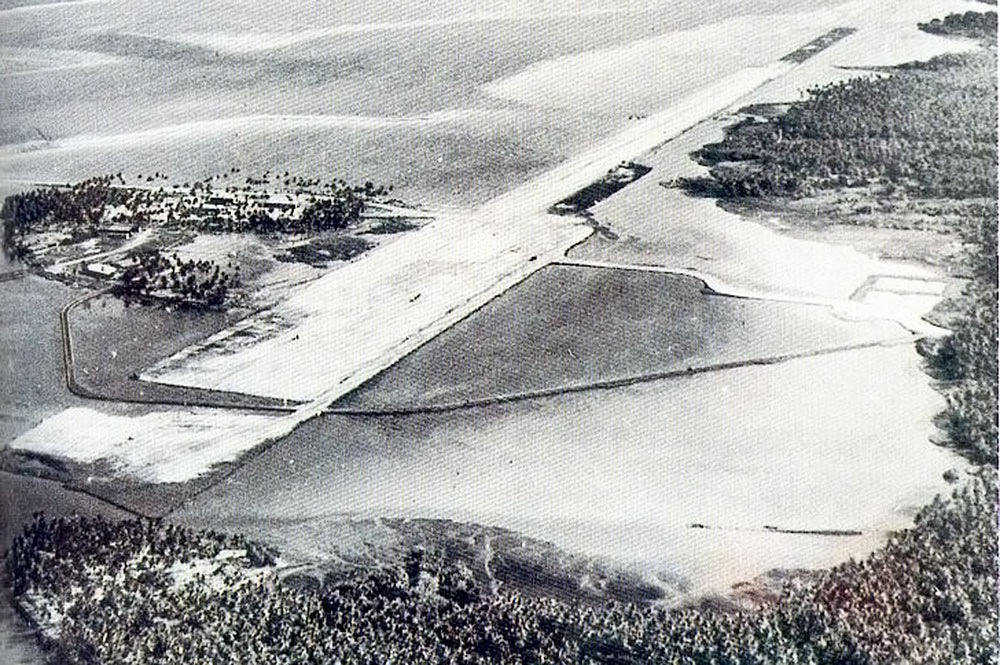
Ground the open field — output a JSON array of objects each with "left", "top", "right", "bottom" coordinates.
[
  {"left": 8, "top": 406, "right": 281, "bottom": 484},
  {"left": 338, "top": 265, "right": 910, "bottom": 410},
  {"left": 174, "top": 342, "right": 960, "bottom": 597},
  {"left": 67, "top": 294, "right": 293, "bottom": 408},
  {"left": 482, "top": 5, "right": 849, "bottom": 116}
]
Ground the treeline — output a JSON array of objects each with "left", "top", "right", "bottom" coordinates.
[
  {"left": 115, "top": 249, "right": 238, "bottom": 309},
  {"left": 680, "top": 48, "right": 996, "bottom": 201},
  {"left": 5, "top": 471, "right": 996, "bottom": 664},
  {"left": 298, "top": 196, "right": 364, "bottom": 231},
  {"left": 1, "top": 177, "right": 126, "bottom": 259},
  {"left": 225, "top": 196, "right": 364, "bottom": 234},
  {"left": 0, "top": 171, "right": 391, "bottom": 257},
  {"left": 0, "top": 176, "right": 120, "bottom": 232},
  {"left": 919, "top": 10, "right": 997, "bottom": 42},
  {"left": 925, "top": 201, "right": 998, "bottom": 464}
]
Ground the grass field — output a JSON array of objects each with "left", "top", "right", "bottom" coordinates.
[
  {"left": 337, "top": 265, "right": 910, "bottom": 410},
  {"left": 68, "top": 294, "right": 292, "bottom": 409}
]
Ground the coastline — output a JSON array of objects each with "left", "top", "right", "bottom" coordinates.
[
  {"left": 1, "top": 1, "right": 996, "bottom": 659},
  {"left": 6, "top": 0, "right": 980, "bottom": 570}
]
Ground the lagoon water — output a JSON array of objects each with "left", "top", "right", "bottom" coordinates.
[
  {"left": 177, "top": 342, "right": 960, "bottom": 597},
  {"left": 3, "top": 0, "right": 854, "bottom": 206}
]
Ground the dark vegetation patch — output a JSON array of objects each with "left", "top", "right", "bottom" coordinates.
[
  {"left": 550, "top": 162, "right": 652, "bottom": 215},
  {"left": 115, "top": 249, "right": 239, "bottom": 309},
  {"left": 919, "top": 10, "right": 998, "bottom": 43},
  {"left": 919, "top": 201, "right": 997, "bottom": 464},
  {"left": 312, "top": 518, "right": 671, "bottom": 607},
  {"left": 363, "top": 217, "right": 421, "bottom": 235},
  {"left": 0, "top": 170, "right": 390, "bottom": 268},
  {"left": 780, "top": 26, "right": 857, "bottom": 63},
  {"left": 275, "top": 235, "right": 373, "bottom": 267},
  {"left": 337, "top": 265, "right": 902, "bottom": 411},
  {"left": 677, "top": 49, "right": 996, "bottom": 204}
]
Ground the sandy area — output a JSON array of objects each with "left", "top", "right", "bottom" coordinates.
[
  {"left": 174, "top": 343, "right": 962, "bottom": 596},
  {"left": 0, "top": 46, "right": 116, "bottom": 77},
  {"left": 482, "top": 0, "right": 976, "bottom": 115},
  {"left": 8, "top": 406, "right": 282, "bottom": 483},
  {"left": 0, "top": 0, "right": 103, "bottom": 15},
  {"left": 483, "top": 7, "right": 831, "bottom": 116}
]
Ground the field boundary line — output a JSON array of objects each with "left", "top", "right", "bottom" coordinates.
[
  {"left": 58, "top": 290, "right": 299, "bottom": 413},
  {"left": 327, "top": 336, "right": 917, "bottom": 417}
]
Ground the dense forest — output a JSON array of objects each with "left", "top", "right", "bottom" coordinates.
[
  {"left": 919, "top": 10, "right": 997, "bottom": 42},
  {"left": 680, "top": 52, "right": 996, "bottom": 202},
  {"left": 926, "top": 200, "right": 998, "bottom": 464},
  {"left": 0, "top": 176, "right": 131, "bottom": 260},
  {"left": 5, "top": 472, "right": 996, "bottom": 664}
]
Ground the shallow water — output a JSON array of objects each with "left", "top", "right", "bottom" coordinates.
[
  {"left": 0, "top": 597, "right": 44, "bottom": 665},
  {"left": 0, "top": 275, "right": 82, "bottom": 444},
  {"left": 1, "top": 0, "right": 838, "bottom": 206},
  {"left": 177, "top": 342, "right": 961, "bottom": 595}
]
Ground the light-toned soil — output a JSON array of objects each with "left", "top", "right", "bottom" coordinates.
[
  {"left": 174, "top": 343, "right": 962, "bottom": 598},
  {"left": 8, "top": 406, "right": 280, "bottom": 484}
]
